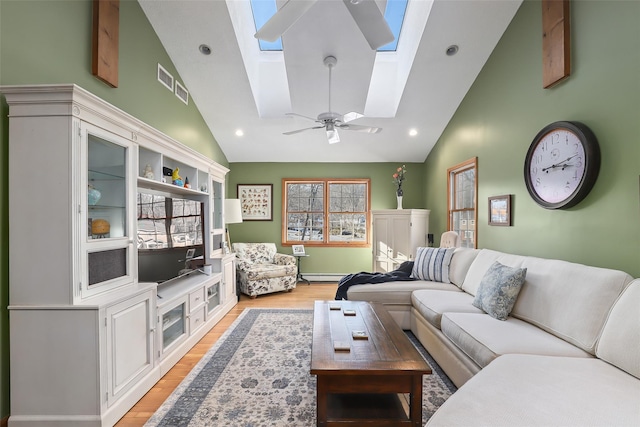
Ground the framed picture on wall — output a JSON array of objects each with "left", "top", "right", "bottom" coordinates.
[
  {"left": 488, "top": 195, "right": 512, "bottom": 226},
  {"left": 237, "top": 184, "right": 273, "bottom": 221}
]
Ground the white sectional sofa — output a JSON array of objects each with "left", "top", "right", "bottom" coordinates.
[{"left": 346, "top": 248, "right": 640, "bottom": 426}]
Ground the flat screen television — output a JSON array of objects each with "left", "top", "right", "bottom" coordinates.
[{"left": 137, "top": 191, "right": 206, "bottom": 283}]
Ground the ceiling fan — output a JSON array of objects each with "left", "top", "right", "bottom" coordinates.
[
  {"left": 254, "top": 0, "right": 394, "bottom": 50},
  {"left": 283, "top": 56, "right": 382, "bottom": 144}
]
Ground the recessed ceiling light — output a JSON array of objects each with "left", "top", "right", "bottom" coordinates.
[
  {"left": 199, "top": 44, "right": 212, "bottom": 55},
  {"left": 409, "top": 129, "right": 418, "bottom": 136},
  {"left": 235, "top": 129, "right": 244, "bottom": 137},
  {"left": 446, "top": 45, "right": 459, "bottom": 56}
]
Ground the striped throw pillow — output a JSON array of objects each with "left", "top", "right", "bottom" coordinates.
[{"left": 411, "top": 247, "right": 455, "bottom": 283}]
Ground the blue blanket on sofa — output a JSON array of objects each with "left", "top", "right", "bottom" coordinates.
[{"left": 335, "top": 261, "right": 416, "bottom": 300}]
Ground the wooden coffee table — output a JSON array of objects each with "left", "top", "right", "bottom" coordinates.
[{"left": 311, "top": 300, "right": 431, "bottom": 426}]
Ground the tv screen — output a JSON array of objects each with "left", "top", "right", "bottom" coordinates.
[{"left": 136, "top": 192, "right": 205, "bottom": 283}]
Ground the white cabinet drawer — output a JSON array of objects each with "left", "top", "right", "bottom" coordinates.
[
  {"left": 189, "top": 305, "right": 207, "bottom": 333},
  {"left": 189, "top": 287, "right": 205, "bottom": 309}
]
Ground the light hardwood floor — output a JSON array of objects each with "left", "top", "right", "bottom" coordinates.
[{"left": 116, "top": 283, "right": 338, "bottom": 426}]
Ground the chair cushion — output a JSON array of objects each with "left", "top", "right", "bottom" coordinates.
[
  {"left": 245, "top": 264, "right": 297, "bottom": 281},
  {"left": 233, "top": 243, "right": 277, "bottom": 264},
  {"left": 441, "top": 313, "right": 591, "bottom": 368}
]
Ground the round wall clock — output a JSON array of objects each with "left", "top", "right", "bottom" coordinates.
[{"left": 524, "top": 121, "right": 600, "bottom": 209}]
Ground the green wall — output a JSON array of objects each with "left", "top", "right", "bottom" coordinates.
[
  {"left": 423, "top": 0, "right": 640, "bottom": 276},
  {"left": 228, "top": 162, "right": 425, "bottom": 274},
  {"left": 0, "top": 0, "right": 227, "bottom": 418}
]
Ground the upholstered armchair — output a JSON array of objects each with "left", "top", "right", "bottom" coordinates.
[
  {"left": 232, "top": 243, "right": 298, "bottom": 298},
  {"left": 440, "top": 231, "right": 461, "bottom": 248}
]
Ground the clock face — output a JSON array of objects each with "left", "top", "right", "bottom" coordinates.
[
  {"left": 528, "top": 129, "right": 586, "bottom": 204},
  {"left": 524, "top": 121, "right": 600, "bottom": 209}
]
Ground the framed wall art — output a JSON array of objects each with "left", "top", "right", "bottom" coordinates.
[
  {"left": 237, "top": 184, "right": 273, "bottom": 221},
  {"left": 488, "top": 195, "right": 512, "bottom": 226}
]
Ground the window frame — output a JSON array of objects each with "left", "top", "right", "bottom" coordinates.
[
  {"left": 281, "top": 178, "right": 371, "bottom": 248},
  {"left": 447, "top": 157, "right": 478, "bottom": 249}
]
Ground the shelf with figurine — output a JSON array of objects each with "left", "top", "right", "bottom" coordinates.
[{"left": 138, "top": 146, "right": 210, "bottom": 196}]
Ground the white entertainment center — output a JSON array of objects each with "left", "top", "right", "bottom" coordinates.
[{"left": 2, "top": 84, "right": 237, "bottom": 426}]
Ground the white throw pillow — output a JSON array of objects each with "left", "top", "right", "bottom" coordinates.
[{"left": 411, "top": 247, "right": 455, "bottom": 283}]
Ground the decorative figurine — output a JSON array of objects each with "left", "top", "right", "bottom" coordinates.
[
  {"left": 143, "top": 164, "right": 154, "bottom": 180},
  {"left": 184, "top": 176, "right": 190, "bottom": 189},
  {"left": 172, "top": 167, "right": 184, "bottom": 186}
]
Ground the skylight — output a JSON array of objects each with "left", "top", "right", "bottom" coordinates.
[
  {"left": 250, "top": 0, "right": 283, "bottom": 51},
  {"left": 379, "top": 0, "right": 408, "bottom": 52},
  {"left": 250, "top": 0, "right": 408, "bottom": 52}
]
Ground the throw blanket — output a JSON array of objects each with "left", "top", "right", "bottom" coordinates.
[{"left": 335, "top": 261, "right": 416, "bottom": 300}]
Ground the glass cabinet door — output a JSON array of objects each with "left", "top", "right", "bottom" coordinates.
[
  {"left": 162, "top": 300, "right": 186, "bottom": 352},
  {"left": 80, "top": 121, "right": 135, "bottom": 298},
  {"left": 87, "top": 134, "right": 127, "bottom": 239}
]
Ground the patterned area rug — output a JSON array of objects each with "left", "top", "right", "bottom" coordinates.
[{"left": 145, "top": 309, "right": 456, "bottom": 427}]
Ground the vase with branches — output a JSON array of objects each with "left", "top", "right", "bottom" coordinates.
[{"left": 392, "top": 165, "right": 406, "bottom": 197}]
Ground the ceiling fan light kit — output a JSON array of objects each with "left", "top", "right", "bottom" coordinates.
[{"left": 283, "top": 55, "right": 382, "bottom": 144}]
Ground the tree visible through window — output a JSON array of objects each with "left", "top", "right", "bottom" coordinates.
[
  {"left": 447, "top": 158, "right": 477, "bottom": 248},
  {"left": 282, "top": 179, "right": 370, "bottom": 247}
]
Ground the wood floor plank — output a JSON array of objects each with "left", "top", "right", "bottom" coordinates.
[{"left": 115, "top": 283, "right": 338, "bottom": 426}]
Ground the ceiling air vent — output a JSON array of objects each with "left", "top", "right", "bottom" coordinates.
[
  {"left": 157, "top": 64, "right": 173, "bottom": 91},
  {"left": 175, "top": 81, "right": 189, "bottom": 105}
]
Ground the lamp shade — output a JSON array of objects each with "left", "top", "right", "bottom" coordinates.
[{"left": 224, "top": 199, "right": 243, "bottom": 224}]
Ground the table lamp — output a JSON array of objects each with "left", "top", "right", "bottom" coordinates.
[{"left": 224, "top": 199, "right": 243, "bottom": 250}]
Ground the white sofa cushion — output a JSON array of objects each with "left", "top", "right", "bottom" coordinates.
[
  {"left": 411, "top": 289, "right": 482, "bottom": 329},
  {"left": 441, "top": 313, "right": 591, "bottom": 368},
  {"left": 597, "top": 278, "right": 640, "bottom": 379},
  {"left": 461, "top": 249, "right": 526, "bottom": 296},
  {"left": 448, "top": 248, "right": 480, "bottom": 288},
  {"left": 346, "top": 280, "right": 459, "bottom": 305},
  {"left": 513, "top": 256, "right": 633, "bottom": 354},
  {"left": 427, "top": 354, "right": 640, "bottom": 427}
]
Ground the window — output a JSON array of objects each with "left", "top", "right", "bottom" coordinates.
[
  {"left": 282, "top": 179, "right": 370, "bottom": 247},
  {"left": 447, "top": 158, "right": 477, "bottom": 248}
]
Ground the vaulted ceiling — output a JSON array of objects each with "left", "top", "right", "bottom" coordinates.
[{"left": 139, "top": 0, "right": 522, "bottom": 163}]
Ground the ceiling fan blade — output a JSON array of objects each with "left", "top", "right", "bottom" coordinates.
[
  {"left": 341, "top": 111, "right": 364, "bottom": 123},
  {"left": 340, "top": 123, "right": 382, "bottom": 134},
  {"left": 286, "top": 112, "right": 319, "bottom": 122},
  {"left": 327, "top": 127, "right": 340, "bottom": 144},
  {"left": 342, "top": 0, "right": 395, "bottom": 50},
  {"left": 254, "top": 0, "right": 318, "bottom": 42},
  {"left": 283, "top": 126, "right": 323, "bottom": 135}
]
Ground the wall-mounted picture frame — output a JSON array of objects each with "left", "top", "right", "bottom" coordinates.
[
  {"left": 292, "top": 245, "right": 306, "bottom": 256},
  {"left": 488, "top": 195, "right": 512, "bottom": 226},
  {"left": 237, "top": 184, "right": 273, "bottom": 221}
]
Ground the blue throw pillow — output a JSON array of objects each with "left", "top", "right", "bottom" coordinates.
[
  {"left": 411, "top": 247, "right": 455, "bottom": 283},
  {"left": 472, "top": 261, "right": 527, "bottom": 321}
]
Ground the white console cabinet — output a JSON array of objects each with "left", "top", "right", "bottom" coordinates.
[
  {"left": 372, "top": 209, "right": 430, "bottom": 273},
  {"left": 2, "top": 84, "right": 237, "bottom": 426}
]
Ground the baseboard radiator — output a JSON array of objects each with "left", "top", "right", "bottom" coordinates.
[{"left": 301, "top": 273, "right": 344, "bottom": 282}]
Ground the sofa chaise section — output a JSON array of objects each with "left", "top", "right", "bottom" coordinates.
[{"left": 426, "top": 278, "right": 640, "bottom": 427}]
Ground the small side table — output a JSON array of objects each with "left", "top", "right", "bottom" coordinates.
[{"left": 294, "top": 254, "right": 311, "bottom": 285}]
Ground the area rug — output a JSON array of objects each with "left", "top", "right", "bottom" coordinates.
[{"left": 145, "top": 308, "right": 456, "bottom": 427}]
